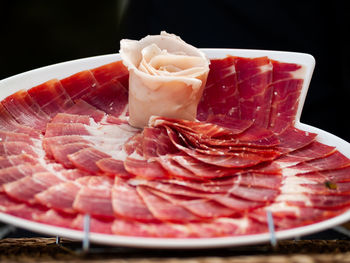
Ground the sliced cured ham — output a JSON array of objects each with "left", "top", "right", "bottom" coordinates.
[
  {"left": 65, "top": 99, "right": 106, "bottom": 122},
  {"left": 82, "top": 78, "right": 128, "bottom": 117},
  {"left": 51, "top": 143, "right": 91, "bottom": 168},
  {"left": 112, "top": 179, "right": 156, "bottom": 221},
  {"left": 0, "top": 164, "right": 47, "bottom": 186},
  {"left": 0, "top": 142, "right": 38, "bottom": 157},
  {"left": 91, "top": 60, "right": 129, "bottom": 88},
  {"left": 235, "top": 56, "right": 273, "bottom": 128},
  {"left": 68, "top": 147, "right": 111, "bottom": 173},
  {"left": 96, "top": 158, "right": 131, "bottom": 177},
  {"left": 197, "top": 56, "right": 239, "bottom": 121},
  {"left": 268, "top": 61, "right": 305, "bottom": 133},
  {"left": 1, "top": 90, "right": 49, "bottom": 130},
  {"left": 0, "top": 154, "right": 37, "bottom": 169},
  {"left": 0, "top": 130, "right": 33, "bottom": 144},
  {"left": 51, "top": 113, "right": 91, "bottom": 125},
  {"left": 28, "top": 79, "right": 74, "bottom": 117},
  {"left": 60, "top": 70, "right": 98, "bottom": 100}
]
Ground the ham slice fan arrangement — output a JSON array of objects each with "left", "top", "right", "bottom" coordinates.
[{"left": 1, "top": 34, "right": 350, "bottom": 239}]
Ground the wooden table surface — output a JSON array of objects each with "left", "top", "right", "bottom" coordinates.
[{"left": 2, "top": 237, "right": 350, "bottom": 263}]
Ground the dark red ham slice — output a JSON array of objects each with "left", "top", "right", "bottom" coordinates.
[
  {"left": 51, "top": 113, "right": 91, "bottom": 125},
  {"left": 1, "top": 90, "right": 50, "bottom": 130},
  {"left": 212, "top": 194, "right": 264, "bottom": 211},
  {"left": 60, "top": 70, "right": 98, "bottom": 100},
  {"left": 82, "top": 78, "right": 128, "bottom": 117},
  {"left": 277, "top": 126, "right": 317, "bottom": 153},
  {"left": 65, "top": 99, "right": 105, "bottom": 123},
  {"left": 300, "top": 181, "right": 350, "bottom": 195},
  {"left": 112, "top": 179, "right": 157, "bottom": 222},
  {"left": 28, "top": 79, "right": 74, "bottom": 117},
  {"left": 73, "top": 176, "right": 114, "bottom": 218},
  {"left": 297, "top": 166, "right": 350, "bottom": 183},
  {"left": 206, "top": 114, "right": 253, "bottom": 134},
  {"left": 235, "top": 57, "right": 273, "bottom": 127},
  {"left": 197, "top": 56, "right": 240, "bottom": 121},
  {"left": 142, "top": 127, "right": 178, "bottom": 158},
  {"left": 268, "top": 61, "right": 305, "bottom": 133},
  {"left": 137, "top": 185, "right": 200, "bottom": 222},
  {"left": 0, "top": 142, "right": 38, "bottom": 157},
  {"left": 91, "top": 60, "right": 129, "bottom": 88},
  {"left": 68, "top": 147, "right": 111, "bottom": 173},
  {"left": 284, "top": 194, "right": 350, "bottom": 209},
  {"left": 0, "top": 154, "right": 37, "bottom": 169},
  {"left": 287, "top": 151, "right": 350, "bottom": 174}
]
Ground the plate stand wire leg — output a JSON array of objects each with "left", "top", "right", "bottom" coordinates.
[
  {"left": 82, "top": 214, "right": 91, "bottom": 253},
  {"left": 266, "top": 211, "right": 277, "bottom": 248}
]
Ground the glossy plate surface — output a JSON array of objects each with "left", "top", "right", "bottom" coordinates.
[{"left": 1, "top": 49, "right": 349, "bottom": 248}]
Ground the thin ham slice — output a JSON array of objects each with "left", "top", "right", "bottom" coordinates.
[
  {"left": 60, "top": 70, "right": 99, "bottom": 100},
  {"left": 197, "top": 56, "right": 240, "bottom": 121},
  {"left": 91, "top": 60, "right": 129, "bottom": 88},
  {"left": 82, "top": 78, "right": 128, "bottom": 118},
  {"left": 73, "top": 176, "right": 114, "bottom": 218},
  {"left": 68, "top": 147, "right": 111, "bottom": 173},
  {"left": 51, "top": 113, "right": 91, "bottom": 125},
  {"left": 28, "top": 79, "right": 74, "bottom": 117},
  {"left": 1, "top": 90, "right": 50, "bottom": 130},
  {"left": 268, "top": 61, "right": 305, "bottom": 133},
  {"left": 65, "top": 99, "right": 106, "bottom": 123},
  {"left": 112, "top": 179, "right": 157, "bottom": 222},
  {"left": 0, "top": 164, "right": 47, "bottom": 186},
  {"left": 33, "top": 209, "right": 77, "bottom": 228},
  {"left": 71, "top": 214, "right": 113, "bottom": 234},
  {"left": 0, "top": 154, "right": 37, "bottom": 169},
  {"left": 51, "top": 143, "right": 91, "bottom": 168},
  {"left": 45, "top": 123, "right": 90, "bottom": 137},
  {"left": 96, "top": 158, "right": 131, "bottom": 178},
  {"left": 137, "top": 185, "right": 200, "bottom": 222},
  {"left": 235, "top": 56, "right": 273, "bottom": 128},
  {"left": 0, "top": 130, "right": 33, "bottom": 144},
  {"left": 0, "top": 142, "right": 38, "bottom": 157}
]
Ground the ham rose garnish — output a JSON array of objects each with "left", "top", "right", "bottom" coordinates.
[{"left": 120, "top": 31, "right": 210, "bottom": 128}]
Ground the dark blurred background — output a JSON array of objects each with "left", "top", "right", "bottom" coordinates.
[{"left": 0, "top": 0, "right": 349, "bottom": 142}]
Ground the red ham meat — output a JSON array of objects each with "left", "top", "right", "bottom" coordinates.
[
  {"left": 61, "top": 70, "right": 98, "bottom": 100},
  {"left": 28, "top": 79, "right": 74, "bottom": 117},
  {"left": 91, "top": 60, "right": 129, "bottom": 88},
  {"left": 112, "top": 178, "right": 157, "bottom": 222},
  {"left": 0, "top": 56, "right": 349, "bottom": 239},
  {"left": 1, "top": 90, "right": 50, "bottom": 130},
  {"left": 197, "top": 56, "right": 239, "bottom": 121},
  {"left": 82, "top": 78, "right": 128, "bottom": 118},
  {"left": 268, "top": 61, "right": 305, "bottom": 133},
  {"left": 235, "top": 57, "right": 273, "bottom": 128}
]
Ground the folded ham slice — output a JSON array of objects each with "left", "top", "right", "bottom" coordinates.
[{"left": 120, "top": 31, "right": 209, "bottom": 128}]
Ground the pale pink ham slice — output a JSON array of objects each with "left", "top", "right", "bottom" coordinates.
[
  {"left": 3, "top": 203, "right": 47, "bottom": 220},
  {"left": 0, "top": 104, "right": 41, "bottom": 137},
  {"left": 1, "top": 90, "right": 50, "bottom": 130},
  {"left": 51, "top": 113, "right": 91, "bottom": 125},
  {"left": 112, "top": 179, "right": 157, "bottom": 222},
  {"left": 71, "top": 214, "right": 114, "bottom": 234},
  {"left": 60, "top": 70, "right": 99, "bottom": 101},
  {"left": 73, "top": 176, "right": 114, "bottom": 218},
  {"left": 35, "top": 177, "right": 91, "bottom": 213},
  {"left": 65, "top": 99, "right": 106, "bottom": 123},
  {"left": 0, "top": 164, "right": 47, "bottom": 187},
  {"left": 124, "top": 157, "right": 168, "bottom": 180},
  {"left": 51, "top": 143, "right": 91, "bottom": 168},
  {"left": 137, "top": 185, "right": 200, "bottom": 222},
  {"left": 0, "top": 154, "right": 37, "bottom": 169},
  {"left": 268, "top": 61, "right": 305, "bottom": 133},
  {"left": 68, "top": 147, "right": 111, "bottom": 173},
  {"left": 33, "top": 209, "right": 77, "bottom": 228},
  {"left": 235, "top": 57, "right": 273, "bottom": 128},
  {"left": 45, "top": 123, "right": 90, "bottom": 137},
  {"left": 43, "top": 135, "right": 92, "bottom": 158},
  {"left": 197, "top": 56, "right": 240, "bottom": 121},
  {"left": 96, "top": 158, "right": 131, "bottom": 178},
  {"left": 3, "top": 172, "right": 65, "bottom": 203},
  {"left": 28, "top": 79, "right": 74, "bottom": 117},
  {"left": 0, "top": 130, "right": 33, "bottom": 144},
  {"left": 0, "top": 142, "right": 38, "bottom": 157}
]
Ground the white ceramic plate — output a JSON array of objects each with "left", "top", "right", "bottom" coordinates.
[{"left": 1, "top": 49, "right": 350, "bottom": 249}]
